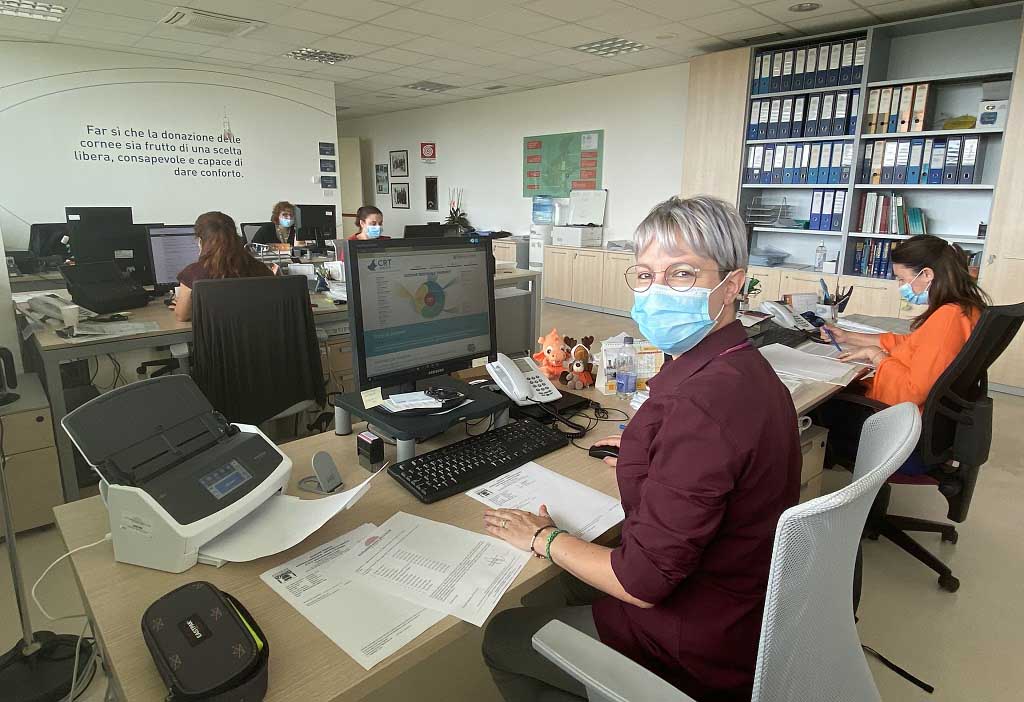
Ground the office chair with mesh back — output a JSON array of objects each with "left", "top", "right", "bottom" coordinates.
[
  {"left": 240, "top": 222, "right": 271, "bottom": 243},
  {"left": 533, "top": 403, "right": 921, "bottom": 702},
  {"left": 191, "top": 276, "right": 325, "bottom": 427},
  {"left": 826, "top": 302, "right": 1024, "bottom": 592}
]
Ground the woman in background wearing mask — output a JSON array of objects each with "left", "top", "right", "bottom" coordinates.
[
  {"left": 479, "top": 196, "right": 802, "bottom": 702},
  {"left": 814, "top": 235, "right": 988, "bottom": 473},
  {"left": 348, "top": 205, "right": 385, "bottom": 240},
  {"left": 252, "top": 201, "right": 297, "bottom": 245}
]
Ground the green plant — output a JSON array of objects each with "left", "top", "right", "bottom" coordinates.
[{"left": 446, "top": 187, "right": 471, "bottom": 228}]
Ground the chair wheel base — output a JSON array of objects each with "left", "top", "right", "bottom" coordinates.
[
  {"left": 938, "top": 574, "right": 960, "bottom": 592},
  {"left": 941, "top": 530, "right": 958, "bottom": 544}
]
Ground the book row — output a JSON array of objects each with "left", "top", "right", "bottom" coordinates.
[
  {"left": 744, "top": 141, "right": 856, "bottom": 185},
  {"left": 751, "top": 37, "right": 867, "bottom": 95},
  {"left": 748, "top": 89, "right": 861, "bottom": 140}
]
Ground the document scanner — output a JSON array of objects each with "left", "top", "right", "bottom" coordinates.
[{"left": 62, "top": 375, "right": 291, "bottom": 573}]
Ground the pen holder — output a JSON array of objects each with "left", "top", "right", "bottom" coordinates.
[{"left": 815, "top": 303, "right": 839, "bottom": 324}]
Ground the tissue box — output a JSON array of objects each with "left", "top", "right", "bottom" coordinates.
[{"left": 977, "top": 99, "right": 1009, "bottom": 129}]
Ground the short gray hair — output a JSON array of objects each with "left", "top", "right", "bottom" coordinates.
[{"left": 634, "top": 196, "right": 749, "bottom": 272}]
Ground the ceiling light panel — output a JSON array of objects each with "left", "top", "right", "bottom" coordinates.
[
  {"left": 402, "top": 81, "right": 458, "bottom": 93},
  {"left": 284, "top": 47, "right": 354, "bottom": 64},
  {"left": 0, "top": 0, "right": 66, "bottom": 22},
  {"left": 572, "top": 37, "right": 650, "bottom": 57}
]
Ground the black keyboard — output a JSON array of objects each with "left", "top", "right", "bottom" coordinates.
[{"left": 388, "top": 418, "right": 569, "bottom": 503}]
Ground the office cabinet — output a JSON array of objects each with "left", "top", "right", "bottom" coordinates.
[
  {"left": 780, "top": 271, "right": 839, "bottom": 298},
  {"left": 0, "top": 374, "right": 62, "bottom": 533},
  {"left": 747, "top": 266, "right": 782, "bottom": 307},
  {"left": 601, "top": 253, "right": 635, "bottom": 312},
  {"left": 571, "top": 250, "right": 605, "bottom": 305},
  {"left": 543, "top": 247, "right": 575, "bottom": 301},
  {"left": 491, "top": 240, "right": 517, "bottom": 263},
  {"left": 799, "top": 425, "right": 828, "bottom": 503},
  {"left": 838, "top": 277, "right": 901, "bottom": 318},
  {"left": 326, "top": 339, "right": 354, "bottom": 394}
]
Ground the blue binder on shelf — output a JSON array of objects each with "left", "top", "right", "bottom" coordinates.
[
  {"left": 853, "top": 38, "right": 867, "bottom": 83},
  {"left": 771, "top": 144, "right": 785, "bottom": 183},
  {"left": 769, "top": 50, "right": 784, "bottom": 92},
  {"left": 793, "top": 47, "right": 807, "bottom": 91},
  {"left": 906, "top": 137, "right": 925, "bottom": 183},
  {"left": 783, "top": 144, "right": 797, "bottom": 183},
  {"left": 780, "top": 49, "right": 795, "bottom": 92},
  {"left": 757, "top": 100, "right": 770, "bottom": 140},
  {"left": 832, "top": 191, "right": 846, "bottom": 231},
  {"left": 848, "top": 89, "right": 860, "bottom": 134},
  {"left": 893, "top": 138, "right": 911, "bottom": 184},
  {"left": 819, "top": 92, "right": 835, "bottom": 136},
  {"left": 761, "top": 145, "right": 775, "bottom": 183},
  {"left": 779, "top": 97, "right": 793, "bottom": 139},
  {"left": 751, "top": 145, "right": 765, "bottom": 183},
  {"left": 791, "top": 96, "right": 805, "bottom": 138},
  {"left": 821, "top": 190, "right": 835, "bottom": 230},
  {"left": 815, "top": 143, "right": 831, "bottom": 183},
  {"left": 809, "top": 189, "right": 824, "bottom": 230},
  {"left": 832, "top": 90, "right": 849, "bottom": 136},
  {"left": 804, "top": 46, "right": 818, "bottom": 92},
  {"left": 861, "top": 142, "right": 874, "bottom": 182},
  {"left": 826, "top": 41, "right": 842, "bottom": 86},
  {"left": 748, "top": 100, "right": 761, "bottom": 140},
  {"left": 766, "top": 98, "right": 781, "bottom": 139},
  {"left": 828, "top": 142, "right": 843, "bottom": 183},
  {"left": 752, "top": 54, "right": 763, "bottom": 94},
  {"left": 808, "top": 143, "right": 822, "bottom": 183},
  {"left": 798, "top": 142, "right": 810, "bottom": 183},
  {"left": 943, "top": 136, "right": 962, "bottom": 184},
  {"left": 887, "top": 86, "right": 901, "bottom": 133},
  {"left": 759, "top": 53, "right": 771, "bottom": 93},
  {"left": 839, "top": 40, "right": 855, "bottom": 85},
  {"left": 804, "top": 94, "right": 821, "bottom": 137},
  {"left": 816, "top": 43, "right": 830, "bottom": 87},
  {"left": 928, "top": 138, "right": 946, "bottom": 184},
  {"left": 745, "top": 146, "right": 755, "bottom": 182}
]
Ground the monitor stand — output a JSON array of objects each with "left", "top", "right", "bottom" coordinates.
[{"left": 332, "top": 376, "right": 510, "bottom": 463}]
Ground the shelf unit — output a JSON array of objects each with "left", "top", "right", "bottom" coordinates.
[{"left": 736, "top": 4, "right": 1021, "bottom": 283}]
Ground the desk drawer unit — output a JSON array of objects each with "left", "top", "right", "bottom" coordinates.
[
  {"left": 799, "top": 424, "right": 828, "bottom": 503},
  {"left": 0, "top": 447, "right": 63, "bottom": 532},
  {"left": 1, "top": 407, "right": 53, "bottom": 455}
]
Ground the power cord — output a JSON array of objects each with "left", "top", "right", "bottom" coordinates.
[{"left": 31, "top": 534, "right": 112, "bottom": 622}]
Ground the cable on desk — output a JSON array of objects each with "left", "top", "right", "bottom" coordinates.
[{"left": 31, "top": 534, "right": 112, "bottom": 622}]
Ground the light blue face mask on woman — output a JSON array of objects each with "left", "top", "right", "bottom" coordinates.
[
  {"left": 899, "top": 269, "right": 929, "bottom": 305},
  {"left": 366, "top": 224, "right": 382, "bottom": 238},
  {"left": 630, "top": 276, "right": 730, "bottom": 357},
  {"left": 279, "top": 216, "right": 293, "bottom": 228}
]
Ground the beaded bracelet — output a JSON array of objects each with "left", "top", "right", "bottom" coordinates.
[
  {"left": 545, "top": 528, "right": 568, "bottom": 563},
  {"left": 531, "top": 526, "right": 550, "bottom": 558}
]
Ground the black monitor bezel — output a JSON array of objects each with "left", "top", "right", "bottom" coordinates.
[
  {"left": 344, "top": 236, "right": 497, "bottom": 392},
  {"left": 294, "top": 203, "right": 337, "bottom": 240},
  {"left": 70, "top": 222, "right": 154, "bottom": 286}
]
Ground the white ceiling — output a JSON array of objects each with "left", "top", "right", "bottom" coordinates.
[{"left": 0, "top": 0, "right": 1015, "bottom": 118}]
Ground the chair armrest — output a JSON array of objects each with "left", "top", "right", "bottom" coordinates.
[{"left": 532, "top": 621, "right": 693, "bottom": 702}]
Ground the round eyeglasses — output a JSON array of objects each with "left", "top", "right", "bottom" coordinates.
[{"left": 624, "top": 264, "right": 731, "bottom": 293}]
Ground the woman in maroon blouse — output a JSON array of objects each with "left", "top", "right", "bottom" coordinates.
[{"left": 481, "top": 196, "right": 802, "bottom": 702}]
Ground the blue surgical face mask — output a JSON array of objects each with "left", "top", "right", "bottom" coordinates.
[
  {"left": 366, "top": 224, "right": 382, "bottom": 238},
  {"left": 279, "top": 216, "right": 293, "bottom": 228},
  {"left": 630, "top": 275, "right": 730, "bottom": 357},
  {"left": 899, "top": 269, "right": 929, "bottom": 305}
]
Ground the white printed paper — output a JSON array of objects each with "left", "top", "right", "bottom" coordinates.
[
  {"left": 343, "top": 512, "right": 530, "bottom": 626},
  {"left": 760, "top": 343, "right": 860, "bottom": 386},
  {"left": 261, "top": 524, "right": 445, "bottom": 670},
  {"left": 466, "top": 462, "right": 623, "bottom": 543},
  {"left": 200, "top": 469, "right": 381, "bottom": 563}
]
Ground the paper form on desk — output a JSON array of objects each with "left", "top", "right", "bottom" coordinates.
[
  {"left": 466, "top": 462, "right": 623, "bottom": 543},
  {"left": 341, "top": 512, "right": 530, "bottom": 626},
  {"left": 760, "top": 343, "right": 860, "bottom": 386},
  {"left": 200, "top": 469, "right": 382, "bottom": 563},
  {"left": 261, "top": 523, "right": 445, "bottom": 670},
  {"left": 836, "top": 320, "right": 887, "bottom": 334}
]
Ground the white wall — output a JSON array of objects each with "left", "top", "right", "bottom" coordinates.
[
  {"left": 0, "top": 41, "right": 340, "bottom": 249},
  {"left": 0, "top": 222, "right": 22, "bottom": 372},
  {"left": 339, "top": 64, "right": 688, "bottom": 241}
]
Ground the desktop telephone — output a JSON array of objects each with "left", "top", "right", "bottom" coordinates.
[
  {"left": 486, "top": 353, "right": 561, "bottom": 406},
  {"left": 760, "top": 301, "right": 818, "bottom": 332}
]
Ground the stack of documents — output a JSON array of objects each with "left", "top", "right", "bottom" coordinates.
[
  {"left": 759, "top": 343, "right": 860, "bottom": 386},
  {"left": 380, "top": 391, "right": 442, "bottom": 412}
]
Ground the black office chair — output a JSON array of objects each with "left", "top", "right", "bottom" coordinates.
[
  {"left": 825, "top": 302, "right": 1024, "bottom": 591},
  {"left": 28, "top": 222, "right": 71, "bottom": 265},
  {"left": 191, "top": 276, "right": 325, "bottom": 428}
]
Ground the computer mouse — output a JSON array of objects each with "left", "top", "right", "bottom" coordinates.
[{"left": 588, "top": 445, "right": 620, "bottom": 460}]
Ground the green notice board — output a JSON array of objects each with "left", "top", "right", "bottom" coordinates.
[{"left": 522, "top": 130, "right": 604, "bottom": 197}]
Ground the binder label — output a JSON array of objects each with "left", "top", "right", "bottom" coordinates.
[
  {"left": 807, "top": 95, "right": 820, "bottom": 119},
  {"left": 854, "top": 39, "right": 866, "bottom": 68},
  {"left": 829, "top": 44, "right": 841, "bottom": 70},
  {"left": 794, "top": 48, "right": 806, "bottom": 75}
]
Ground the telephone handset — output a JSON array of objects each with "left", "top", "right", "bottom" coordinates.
[
  {"left": 760, "top": 301, "right": 818, "bottom": 332},
  {"left": 486, "top": 353, "right": 562, "bottom": 406}
]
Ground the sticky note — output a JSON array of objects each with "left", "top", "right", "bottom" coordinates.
[
  {"left": 360, "top": 387, "right": 384, "bottom": 409},
  {"left": 472, "top": 356, "right": 488, "bottom": 368}
]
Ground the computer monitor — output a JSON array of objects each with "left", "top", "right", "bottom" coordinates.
[
  {"left": 344, "top": 237, "right": 497, "bottom": 392},
  {"left": 70, "top": 222, "right": 154, "bottom": 286},
  {"left": 64, "top": 206, "right": 133, "bottom": 228},
  {"left": 148, "top": 225, "right": 199, "bottom": 288},
  {"left": 403, "top": 223, "right": 461, "bottom": 238},
  {"left": 294, "top": 204, "right": 336, "bottom": 240}
]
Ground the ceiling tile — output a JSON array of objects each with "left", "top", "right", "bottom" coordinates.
[
  {"left": 243, "top": 24, "right": 326, "bottom": 47},
  {"left": 493, "top": 56, "right": 558, "bottom": 74},
  {"left": 388, "top": 64, "right": 448, "bottom": 79},
  {"left": 0, "top": 22, "right": 58, "bottom": 40},
  {"left": 620, "top": 24, "right": 714, "bottom": 53},
  {"left": 310, "top": 35, "right": 385, "bottom": 55},
  {"left": 273, "top": 9, "right": 359, "bottom": 35},
  {"left": 399, "top": 34, "right": 461, "bottom": 56},
  {"left": 686, "top": 8, "right": 778, "bottom": 34},
  {"left": 75, "top": 0, "right": 171, "bottom": 22},
  {"left": 426, "top": 45, "right": 511, "bottom": 65},
  {"left": 579, "top": 8, "right": 669, "bottom": 34},
  {"left": 524, "top": 0, "right": 620, "bottom": 23},
  {"left": 415, "top": 56, "right": 481, "bottom": 73},
  {"left": 202, "top": 47, "right": 273, "bottom": 64},
  {"left": 446, "top": 24, "right": 519, "bottom": 49},
  {"left": 867, "top": 0, "right": 968, "bottom": 20},
  {"left": 337, "top": 56, "right": 407, "bottom": 73},
  {"left": 451, "top": 65, "right": 523, "bottom": 80},
  {"left": 295, "top": 61, "right": 375, "bottom": 79},
  {"left": 370, "top": 8, "right": 458, "bottom": 34},
  {"left": 350, "top": 73, "right": 414, "bottom": 87},
  {"left": 489, "top": 36, "right": 561, "bottom": 58},
  {"left": 621, "top": 0, "right": 742, "bottom": 22},
  {"left": 785, "top": 7, "right": 878, "bottom": 30},
  {"left": 533, "top": 47, "right": 593, "bottom": 66},
  {"left": 338, "top": 22, "right": 423, "bottom": 45},
  {"left": 472, "top": 7, "right": 562, "bottom": 36},
  {"left": 297, "top": 0, "right": 397, "bottom": 22},
  {"left": 572, "top": 56, "right": 638, "bottom": 75},
  {"left": 537, "top": 65, "right": 598, "bottom": 81},
  {"left": 529, "top": 24, "right": 611, "bottom": 48},
  {"left": 192, "top": 0, "right": 290, "bottom": 23},
  {"left": 501, "top": 74, "right": 559, "bottom": 87},
  {"left": 57, "top": 25, "right": 142, "bottom": 47},
  {"left": 363, "top": 47, "right": 433, "bottom": 65},
  {"left": 718, "top": 23, "right": 796, "bottom": 43},
  {"left": 221, "top": 35, "right": 297, "bottom": 54},
  {"left": 63, "top": 8, "right": 158, "bottom": 35},
  {"left": 145, "top": 25, "right": 227, "bottom": 47},
  {"left": 410, "top": 0, "right": 508, "bottom": 20},
  {"left": 753, "top": 0, "right": 859, "bottom": 24},
  {"left": 613, "top": 46, "right": 686, "bottom": 67}
]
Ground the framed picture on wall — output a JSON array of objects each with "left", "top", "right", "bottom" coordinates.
[
  {"left": 425, "top": 176, "right": 438, "bottom": 211},
  {"left": 375, "top": 164, "right": 389, "bottom": 194},
  {"left": 389, "top": 150, "right": 409, "bottom": 178},
  {"left": 392, "top": 182, "right": 410, "bottom": 209}
]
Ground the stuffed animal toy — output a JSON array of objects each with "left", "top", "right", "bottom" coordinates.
[
  {"left": 562, "top": 336, "right": 595, "bottom": 390},
  {"left": 532, "top": 328, "right": 570, "bottom": 381}
]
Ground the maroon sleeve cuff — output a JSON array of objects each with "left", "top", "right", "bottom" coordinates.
[{"left": 610, "top": 532, "right": 677, "bottom": 605}]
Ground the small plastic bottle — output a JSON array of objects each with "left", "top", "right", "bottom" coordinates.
[
  {"left": 814, "top": 240, "right": 827, "bottom": 272},
  {"left": 615, "top": 337, "right": 637, "bottom": 399}
]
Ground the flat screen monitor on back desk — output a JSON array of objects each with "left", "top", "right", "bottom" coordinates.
[
  {"left": 403, "top": 223, "right": 460, "bottom": 238},
  {"left": 294, "top": 204, "right": 336, "bottom": 240},
  {"left": 70, "top": 222, "right": 154, "bottom": 286},
  {"left": 64, "top": 206, "right": 133, "bottom": 228},
  {"left": 148, "top": 225, "right": 198, "bottom": 288}
]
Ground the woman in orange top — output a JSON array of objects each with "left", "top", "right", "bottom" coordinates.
[{"left": 816, "top": 235, "right": 988, "bottom": 472}]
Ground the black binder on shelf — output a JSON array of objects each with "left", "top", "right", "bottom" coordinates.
[
  {"left": 819, "top": 92, "right": 835, "bottom": 134},
  {"left": 798, "top": 142, "right": 811, "bottom": 183},
  {"left": 759, "top": 53, "right": 771, "bottom": 93},
  {"left": 853, "top": 38, "right": 867, "bottom": 83},
  {"left": 887, "top": 86, "right": 901, "bottom": 133},
  {"left": 793, "top": 47, "right": 807, "bottom": 91},
  {"left": 959, "top": 135, "right": 983, "bottom": 184},
  {"left": 779, "top": 97, "right": 794, "bottom": 139},
  {"left": 839, "top": 40, "right": 855, "bottom": 85},
  {"left": 761, "top": 145, "right": 774, "bottom": 183},
  {"left": 804, "top": 45, "right": 819, "bottom": 91},
  {"left": 770, "top": 50, "right": 784, "bottom": 92},
  {"left": 943, "top": 136, "right": 963, "bottom": 184},
  {"left": 881, "top": 140, "right": 898, "bottom": 183},
  {"left": 748, "top": 100, "right": 761, "bottom": 140},
  {"left": 783, "top": 144, "right": 797, "bottom": 183},
  {"left": 832, "top": 91, "right": 849, "bottom": 136},
  {"left": 757, "top": 100, "right": 770, "bottom": 139},
  {"left": 805, "top": 94, "right": 821, "bottom": 137},
  {"left": 840, "top": 143, "right": 855, "bottom": 184},
  {"left": 752, "top": 54, "right": 763, "bottom": 94},
  {"left": 816, "top": 43, "right": 830, "bottom": 87},
  {"left": 791, "top": 95, "right": 806, "bottom": 138},
  {"left": 893, "top": 138, "right": 911, "bottom": 184},
  {"left": 781, "top": 49, "right": 795, "bottom": 91},
  {"left": 861, "top": 142, "right": 874, "bottom": 182},
  {"left": 771, "top": 144, "right": 785, "bottom": 183},
  {"left": 848, "top": 89, "right": 860, "bottom": 134},
  {"left": 827, "top": 41, "right": 842, "bottom": 86},
  {"left": 767, "top": 98, "right": 782, "bottom": 139}
]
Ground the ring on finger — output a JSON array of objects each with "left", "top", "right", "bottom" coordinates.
[{"left": 501, "top": 519, "right": 508, "bottom": 528}]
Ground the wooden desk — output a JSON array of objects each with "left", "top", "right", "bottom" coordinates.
[{"left": 54, "top": 377, "right": 837, "bottom": 702}]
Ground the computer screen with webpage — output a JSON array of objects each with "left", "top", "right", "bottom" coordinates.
[
  {"left": 354, "top": 243, "right": 492, "bottom": 380},
  {"left": 149, "top": 226, "right": 198, "bottom": 286}
]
